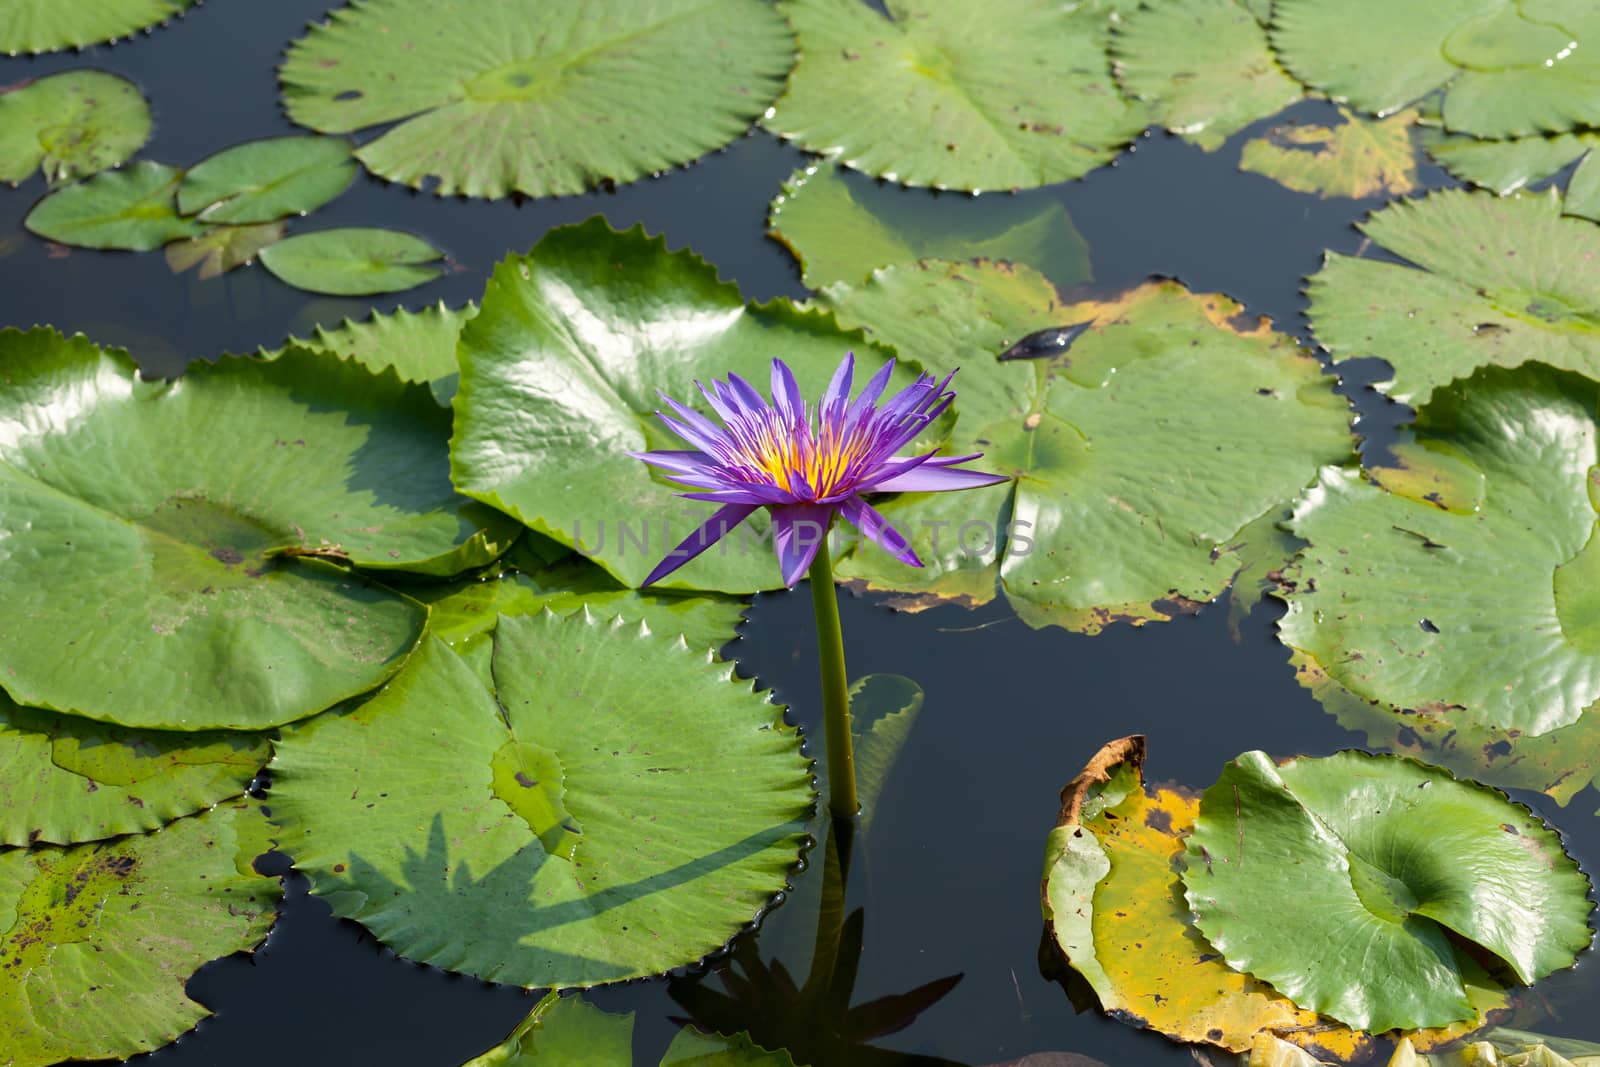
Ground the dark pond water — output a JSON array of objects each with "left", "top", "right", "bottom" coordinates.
[{"left": 2, "top": 3, "right": 1597, "bottom": 1065}]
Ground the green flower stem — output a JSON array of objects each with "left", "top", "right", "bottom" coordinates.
[{"left": 807, "top": 539, "right": 859, "bottom": 818}]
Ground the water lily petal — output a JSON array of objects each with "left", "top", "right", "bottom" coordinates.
[
  {"left": 640, "top": 503, "right": 759, "bottom": 587},
  {"left": 870, "top": 455, "right": 1008, "bottom": 493},
  {"left": 820, "top": 351, "right": 855, "bottom": 423},
  {"left": 771, "top": 502, "right": 835, "bottom": 586},
  {"left": 838, "top": 495, "right": 921, "bottom": 568}
]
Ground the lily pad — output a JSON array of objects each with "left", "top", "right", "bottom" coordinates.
[
  {"left": 1307, "top": 188, "right": 1600, "bottom": 405},
  {"left": 164, "top": 221, "right": 284, "bottom": 280},
  {"left": 258, "top": 227, "right": 445, "bottom": 296},
  {"left": 1280, "top": 363, "right": 1600, "bottom": 738},
  {"left": 465, "top": 990, "right": 797, "bottom": 1065},
  {"left": 269, "top": 614, "right": 813, "bottom": 989},
  {"left": 0, "top": 70, "right": 151, "bottom": 186},
  {"left": 273, "top": 300, "right": 478, "bottom": 403},
  {"left": 0, "top": 801, "right": 280, "bottom": 1067},
  {"left": 1111, "top": 0, "right": 1301, "bottom": 152},
  {"left": 1040, "top": 737, "right": 1509, "bottom": 1058},
  {"left": 763, "top": 0, "right": 1147, "bottom": 191},
  {"left": 823, "top": 266, "right": 1354, "bottom": 632},
  {"left": 278, "top": 0, "right": 794, "bottom": 200},
  {"left": 1429, "top": 131, "right": 1600, "bottom": 223},
  {"left": 0, "top": 693, "right": 269, "bottom": 846},
  {"left": 1274, "top": 0, "right": 1600, "bottom": 139},
  {"left": 450, "top": 218, "right": 919, "bottom": 593},
  {"left": 0, "top": 0, "right": 197, "bottom": 54},
  {"left": 767, "top": 164, "right": 1091, "bottom": 290},
  {"left": 0, "top": 327, "right": 516, "bottom": 731},
  {"left": 1240, "top": 107, "right": 1421, "bottom": 200},
  {"left": 176, "top": 135, "right": 357, "bottom": 224},
  {"left": 1182, "top": 749, "right": 1592, "bottom": 1032},
  {"left": 24, "top": 160, "right": 203, "bottom": 251}
]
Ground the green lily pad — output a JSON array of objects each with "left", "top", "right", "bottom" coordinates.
[
  {"left": 0, "top": 0, "right": 196, "bottom": 54},
  {"left": 176, "top": 135, "right": 357, "bottom": 224},
  {"left": 0, "top": 70, "right": 151, "bottom": 186},
  {"left": 1182, "top": 749, "right": 1593, "bottom": 1032},
  {"left": 1280, "top": 363, "right": 1600, "bottom": 739},
  {"left": 273, "top": 300, "right": 478, "bottom": 404},
  {"left": 258, "top": 227, "right": 445, "bottom": 296},
  {"left": 767, "top": 163, "right": 1091, "bottom": 290},
  {"left": 1307, "top": 188, "right": 1600, "bottom": 405},
  {"left": 465, "top": 989, "right": 797, "bottom": 1065},
  {"left": 0, "top": 693, "right": 269, "bottom": 845},
  {"left": 278, "top": 0, "right": 794, "bottom": 200},
  {"left": 450, "top": 218, "right": 917, "bottom": 593},
  {"left": 1112, "top": 0, "right": 1301, "bottom": 152},
  {"left": 1273, "top": 0, "right": 1600, "bottom": 139},
  {"left": 0, "top": 801, "right": 280, "bottom": 1067},
  {"left": 270, "top": 614, "right": 812, "bottom": 988},
  {"left": 0, "top": 327, "right": 516, "bottom": 731},
  {"left": 1040, "top": 737, "right": 1509, "bottom": 1058},
  {"left": 164, "top": 221, "right": 284, "bottom": 280},
  {"left": 763, "top": 0, "right": 1146, "bottom": 191},
  {"left": 1239, "top": 107, "right": 1421, "bottom": 199},
  {"left": 1429, "top": 131, "right": 1600, "bottom": 223},
  {"left": 24, "top": 160, "right": 203, "bottom": 251},
  {"left": 823, "top": 266, "right": 1354, "bottom": 632},
  {"left": 1289, "top": 647, "right": 1600, "bottom": 811}
]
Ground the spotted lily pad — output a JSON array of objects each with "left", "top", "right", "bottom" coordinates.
[
  {"left": 0, "top": 0, "right": 197, "bottom": 54},
  {"left": 176, "top": 135, "right": 357, "bottom": 224},
  {"left": 0, "top": 71, "right": 151, "bottom": 186},
  {"left": 1274, "top": 0, "right": 1600, "bottom": 139},
  {"left": 278, "top": 0, "right": 794, "bottom": 199},
  {"left": 767, "top": 164, "right": 1091, "bottom": 290},
  {"left": 1040, "top": 737, "right": 1510, "bottom": 1058},
  {"left": 1240, "top": 108, "right": 1421, "bottom": 200},
  {"left": 1281, "top": 362, "right": 1600, "bottom": 739},
  {"left": 763, "top": 0, "right": 1146, "bottom": 191},
  {"left": 258, "top": 227, "right": 446, "bottom": 296},
  {"left": 823, "top": 266, "right": 1354, "bottom": 632},
  {"left": 269, "top": 613, "right": 812, "bottom": 989},
  {"left": 450, "top": 218, "right": 922, "bottom": 593},
  {"left": 1307, "top": 188, "right": 1600, "bottom": 405},
  {"left": 0, "top": 802, "right": 280, "bottom": 1067},
  {"left": 164, "top": 221, "right": 285, "bottom": 280},
  {"left": 1428, "top": 131, "right": 1600, "bottom": 223},
  {"left": 0, "top": 327, "right": 516, "bottom": 731},
  {"left": 1112, "top": 0, "right": 1300, "bottom": 152},
  {"left": 465, "top": 989, "right": 797, "bottom": 1065},
  {"left": 25, "top": 161, "right": 203, "bottom": 251},
  {"left": 0, "top": 694, "right": 269, "bottom": 846},
  {"left": 1182, "top": 749, "right": 1592, "bottom": 1032}
]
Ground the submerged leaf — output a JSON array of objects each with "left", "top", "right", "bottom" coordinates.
[
  {"left": 1280, "top": 363, "right": 1600, "bottom": 738},
  {"left": 1307, "top": 188, "right": 1600, "bottom": 405},
  {"left": 177, "top": 135, "right": 356, "bottom": 224},
  {"left": 0, "top": 694, "right": 269, "bottom": 845},
  {"left": 0, "top": 802, "right": 279, "bottom": 1067},
  {"left": 1239, "top": 108, "right": 1420, "bottom": 199},
  {"left": 0, "top": 0, "right": 197, "bottom": 54},
  {"left": 269, "top": 615, "right": 812, "bottom": 989},
  {"left": 164, "top": 220, "right": 284, "bottom": 279},
  {"left": 0, "top": 70, "right": 151, "bottom": 186},
  {"left": 258, "top": 227, "right": 445, "bottom": 296},
  {"left": 1040, "top": 738, "right": 1508, "bottom": 1057},
  {"left": 279, "top": 0, "right": 794, "bottom": 199},
  {"left": 1274, "top": 0, "right": 1600, "bottom": 139},
  {"left": 0, "top": 327, "right": 516, "bottom": 731},
  {"left": 449, "top": 218, "right": 921, "bottom": 593},
  {"left": 1182, "top": 750, "right": 1592, "bottom": 1032},
  {"left": 1112, "top": 0, "right": 1300, "bottom": 152},
  {"left": 763, "top": 0, "right": 1146, "bottom": 190},
  {"left": 768, "top": 163, "right": 1091, "bottom": 290},
  {"left": 24, "top": 160, "right": 203, "bottom": 250}
]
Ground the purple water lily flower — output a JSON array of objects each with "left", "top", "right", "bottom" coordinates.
[{"left": 631, "top": 352, "right": 1007, "bottom": 588}]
